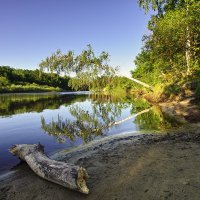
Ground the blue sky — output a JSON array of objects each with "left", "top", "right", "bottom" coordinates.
[{"left": 0, "top": 0, "right": 151, "bottom": 77}]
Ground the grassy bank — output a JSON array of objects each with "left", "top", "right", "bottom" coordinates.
[
  {"left": 128, "top": 78, "right": 200, "bottom": 104},
  {"left": 0, "top": 66, "right": 72, "bottom": 93},
  {"left": 0, "top": 83, "right": 62, "bottom": 93}
]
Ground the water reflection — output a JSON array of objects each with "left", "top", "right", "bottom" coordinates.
[
  {"left": 0, "top": 92, "right": 182, "bottom": 174},
  {"left": 134, "top": 106, "right": 181, "bottom": 131},
  {"left": 41, "top": 95, "right": 180, "bottom": 143},
  {"left": 0, "top": 93, "right": 181, "bottom": 138},
  {"left": 41, "top": 101, "right": 129, "bottom": 143},
  {"left": 0, "top": 93, "right": 87, "bottom": 117}
]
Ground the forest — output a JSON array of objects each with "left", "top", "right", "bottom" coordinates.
[
  {"left": 0, "top": 65, "right": 135, "bottom": 94},
  {"left": 0, "top": 0, "right": 199, "bottom": 102},
  {"left": 1, "top": 1, "right": 200, "bottom": 199},
  {"left": 0, "top": 66, "right": 71, "bottom": 93},
  {"left": 132, "top": 0, "right": 200, "bottom": 101}
]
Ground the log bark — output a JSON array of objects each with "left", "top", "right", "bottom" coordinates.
[
  {"left": 118, "top": 74, "right": 153, "bottom": 90},
  {"left": 9, "top": 143, "right": 89, "bottom": 194}
]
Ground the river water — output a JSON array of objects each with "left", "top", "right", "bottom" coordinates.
[{"left": 0, "top": 92, "right": 179, "bottom": 174}]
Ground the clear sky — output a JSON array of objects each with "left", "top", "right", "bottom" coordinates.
[{"left": 0, "top": 0, "right": 151, "bottom": 77}]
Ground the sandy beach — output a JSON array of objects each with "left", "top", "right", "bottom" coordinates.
[{"left": 1, "top": 124, "right": 200, "bottom": 200}]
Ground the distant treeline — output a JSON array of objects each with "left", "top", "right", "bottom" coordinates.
[
  {"left": 0, "top": 65, "right": 138, "bottom": 94},
  {"left": 0, "top": 66, "right": 72, "bottom": 92}
]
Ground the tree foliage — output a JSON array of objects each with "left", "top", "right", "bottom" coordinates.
[
  {"left": 39, "top": 45, "right": 118, "bottom": 91},
  {"left": 133, "top": 0, "right": 200, "bottom": 98},
  {"left": 0, "top": 66, "right": 72, "bottom": 91},
  {"left": 0, "top": 75, "right": 9, "bottom": 87}
]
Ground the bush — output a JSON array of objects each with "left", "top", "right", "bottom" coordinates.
[
  {"left": 163, "top": 84, "right": 182, "bottom": 98},
  {"left": 0, "top": 83, "right": 62, "bottom": 93},
  {"left": 0, "top": 76, "right": 9, "bottom": 86}
]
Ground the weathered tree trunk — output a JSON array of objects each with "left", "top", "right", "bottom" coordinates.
[
  {"left": 117, "top": 74, "right": 153, "bottom": 90},
  {"left": 185, "top": 2, "right": 191, "bottom": 77},
  {"left": 9, "top": 144, "right": 89, "bottom": 194}
]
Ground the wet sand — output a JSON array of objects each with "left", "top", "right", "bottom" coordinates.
[{"left": 1, "top": 126, "right": 200, "bottom": 200}]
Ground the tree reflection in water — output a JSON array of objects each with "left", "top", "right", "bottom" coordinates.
[
  {"left": 41, "top": 95, "right": 181, "bottom": 144},
  {"left": 41, "top": 101, "right": 129, "bottom": 143},
  {"left": 0, "top": 93, "right": 87, "bottom": 117},
  {"left": 134, "top": 106, "right": 181, "bottom": 131}
]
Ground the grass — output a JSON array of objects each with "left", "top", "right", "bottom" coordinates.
[{"left": 0, "top": 83, "right": 62, "bottom": 93}]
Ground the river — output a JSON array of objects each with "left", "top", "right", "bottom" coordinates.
[{"left": 0, "top": 92, "right": 180, "bottom": 175}]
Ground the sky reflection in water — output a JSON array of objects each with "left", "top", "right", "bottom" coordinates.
[{"left": 0, "top": 92, "right": 180, "bottom": 174}]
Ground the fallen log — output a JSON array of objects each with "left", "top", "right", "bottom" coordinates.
[
  {"left": 129, "top": 77, "right": 153, "bottom": 90},
  {"left": 120, "top": 74, "right": 153, "bottom": 90},
  {"left": 9, "top": 143, "right": 89, "bottom": 194}
]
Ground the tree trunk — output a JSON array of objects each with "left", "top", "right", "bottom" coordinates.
[
  {"left": 185, "top": 2, "right": 191, "bottom": 77},
  {"left": 9, "top": 144, "right": 89, "bottom": 194},
  {"left": 129, "top": 77, "right": 153, "bottom": 90},
  {"left": 186, "top": 27, "right": 191, "bottom": 76}
]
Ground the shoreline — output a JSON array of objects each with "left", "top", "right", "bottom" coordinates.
[
  {"left": 159, "top": 98, "right": 200, "bottom": 124},
  {"left": 1, "top": 97, "right": 200, "bottom": 199},
  {"left": 0, "top": 131, "right": 152, "bottom": 179},
  {"left": 1, "top": 126, "right": 200, "bottom": 199}
]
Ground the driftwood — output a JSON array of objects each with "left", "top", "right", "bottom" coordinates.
[{"left": 9, "top": 143, "right": 89, "bottom": 194}]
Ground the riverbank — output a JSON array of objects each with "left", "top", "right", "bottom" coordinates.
[
  {"left": 1, "top": 125, "right": 200, "bottom": 200},
  {"left": 160, "top": 97, "right": 200, "bottom": 124},
  {"left": 0, "top": 83, "right": 63, "bottom": 94}
]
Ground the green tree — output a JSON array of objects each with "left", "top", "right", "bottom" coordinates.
[
  {"left": 133, "top": 0, "right": 200, "bottom": 94},
  {"left": 0, "top": 76, "right": 9, "bottom": 87},
  {"left": 39, "top": 45, "right": 118, "bottom": 91},
  {"left": 0, "top": 66, "right": 72, "bottom": 91}
]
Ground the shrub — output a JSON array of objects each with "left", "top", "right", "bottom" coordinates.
[{"left": 0, "top": 76, "right": 9, "bottom": 87}]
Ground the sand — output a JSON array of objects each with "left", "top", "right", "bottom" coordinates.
[{"left": 1, "top": 126, "right": 200, "bottom": 200}]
